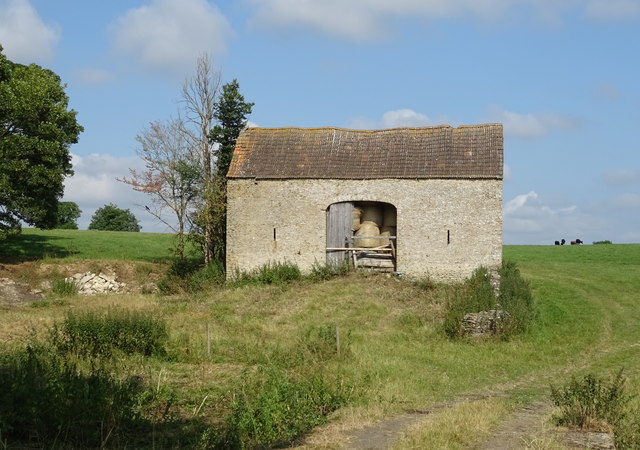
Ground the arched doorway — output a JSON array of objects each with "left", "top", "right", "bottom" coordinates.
[{"left": 326, "top": 201, "right": 397, "bottom": 271}]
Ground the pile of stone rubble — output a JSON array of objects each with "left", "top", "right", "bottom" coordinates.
[
  {"left": 65, "top": 272, "right": 126, "bottom": 295},
  {"left": 461, "top": 309, "right": 510, "bottom": 337}
]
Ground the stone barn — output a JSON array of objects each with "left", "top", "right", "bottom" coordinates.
[{"left": 226, "top": 124, "right": 503, "bottom": 282}]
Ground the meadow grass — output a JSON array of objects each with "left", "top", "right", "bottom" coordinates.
[{"left": 0, "top": 239, "right": 639, "bottom": 447}]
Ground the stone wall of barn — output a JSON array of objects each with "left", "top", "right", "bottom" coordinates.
[{"left": 226, "top": 178, "right": 502, "bottom": 282}]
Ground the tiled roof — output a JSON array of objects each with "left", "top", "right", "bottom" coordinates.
[{"left": 227, "top": 124, "right": 503, "bottom": 180}]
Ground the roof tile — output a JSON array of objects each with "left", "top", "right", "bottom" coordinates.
[{"left": 227, "top": 124, "right": 503, "bottom": 179}]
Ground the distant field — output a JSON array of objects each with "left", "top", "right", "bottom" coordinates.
[{"left": 0, "top": 228, "right": 183, "bottom": 262}]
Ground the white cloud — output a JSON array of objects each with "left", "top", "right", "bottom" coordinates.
[
  {"left": 585, "top": 0, "right": 640, "bottom": 21},
  {"left": 110, "top": 0, "right": 232, "bottom": 73},
  {"left": 247, "top": 0, "right": 628, "bottom": 41},
  {"left": 0, "top": 0, "right": 59, "bottom": 63},
  {"left": 603, "top": 169, "right": 640, "bottom": 186},
  {"left": 504, "top": 191, "right": 538, "bottom": 215},
  {"left": 63, "top": 153, "right": 168, "bottom": 232},
  {"left": 611, "top": 193, "right": 640, "bottom": 209},
  {"left": 503, "top": 190, "right": 605, "bottom": 244},
  {"left": 488, "top": 105, "right": 578, "bottom": 139},
  {"left": 347, "top": 108, "right": 446, "bottom": 129},
  {"left": 75, "top": 68, "right": 115, "bottom": 85},
  {"left": 596, "top": 83, "right": 621, "bottom": 101},
  {"left": 381, "top": 109, "right": 435, "bottom": 128},
  {"left": 249, "top": 0, "right": 515, "bottom": 40},
  {"left": 503, "top": 164, "right": 512, "bottom": 181}
]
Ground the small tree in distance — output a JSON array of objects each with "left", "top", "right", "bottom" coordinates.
[
  {"left": 55, "top": 201, "right": 81, "bottom": 229},
  {"left": 88, "top": 204, "right": 141, "bottom": 232}
]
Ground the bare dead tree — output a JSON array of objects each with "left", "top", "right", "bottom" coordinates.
[
  {"left": 179, "top": 54, "right": 221, "bottom": 264},
  {"left": 119, "top": 119, "right": 199, "bottom": 259}
]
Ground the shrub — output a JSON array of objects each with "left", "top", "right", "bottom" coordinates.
[
  {"left": 443, "top": 267, "right": 496, "bottom": 338},
  {"left": 593, "top": 240, "right": 613, "bottom": 245},
  {"left": 497, "top": 261, "right": 536, "bottom": 335},
  {"left": 186, "top": 260, "right": 225, "bottom": 292},
  {"left": 50, "top": 309, "right": 168, "bottom": 358},
  {"left": 158, "top": 258, "right": 225, "bottom": 295},
  {"left": 0, "top": 345, "right": 144, "bottom": 447},
  {"left": 550, "top": 369, "right": 638, "bottom": 447},
  {"left": 203, "top": 365, "right": 352, "bottom": 449},
  {"left": 443, "top": 262, "right": 535, "bottom": 339}
]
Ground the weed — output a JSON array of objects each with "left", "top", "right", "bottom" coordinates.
[
  {"left": 298, "top": 323, "right": 351, "bottom": 361},
  {"left": 550, "top": 370, "right": 630, "bottom": 430},
  {"left": 551, "top": 369, "right": 640, "bottom": 448},
  {"left": 203, "top": 365, "right": 353, "bottom": 449},
  {"left": 308, "top": 260, "right": 351, "bottom": 282},
  {"left": 0, "top": 344, "right": 145, "bottom": 448},
  {"left": 135, "top": 262, "right": 153, "bottom": 278},
  {"left": 30, "top": 298, "right": 69, "bottom": 308},
  {"left": 168, "top": 257, "right": 203, "bottom": 279},
  {"left": 232, "top": 261, "right": 302, "bottom": 286},
  {"left": 412, "top": 277, "right": 436, "bottom": 292},
  {"left": 50, "top": 278, "right": 78, "bottom": 296},
  {"left": 50, "top": 309, "right": 169, "bottom": 358}
]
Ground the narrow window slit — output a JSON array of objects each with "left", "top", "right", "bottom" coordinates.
[
  {"left": 273, "top": 228, "right": 277, "bottom": 241},
  {"left": 447, "top": 229, "right": 450, "bottom": 245}
]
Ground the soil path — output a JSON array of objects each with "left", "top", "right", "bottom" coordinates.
[
  {"left": 311, "top": 341, "right": 624, "bottom": 450},
  {"left": 472, "top": 401, "right": 552, "bottom": 450}
]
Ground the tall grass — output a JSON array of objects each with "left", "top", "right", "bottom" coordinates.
[
  {"left": 231, "top": 261, "right": 302, "bottom": 286},
  {"left": 50, "top": 309, "right": 169, "bottom": 357},
  {"left": 203, "top": 365, "right": 354, "bottom": 449},
  {"left": 0, "top": 345, "right": 145, "bottom": 448}
]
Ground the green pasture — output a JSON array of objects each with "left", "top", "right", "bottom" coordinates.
[{"left": 0, "top": 228, "right": 182, "bottom": 262}]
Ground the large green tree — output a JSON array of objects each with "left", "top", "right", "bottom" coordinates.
[
  {"left": 210, "top": 79, "right": 254, "bottom": 179},
  {"left": 88, "top": 204, "right": 141, "bottom": 232},
  {"left": 0, "top": 46, "right": 83, "bottom": 239}
]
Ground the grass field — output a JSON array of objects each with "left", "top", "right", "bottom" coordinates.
[
  {"left": 0, "top": 228, "right": 182, "bottom": 262},
  {"left": 0, "top": 230, "right": 639, "bottom": 448}
]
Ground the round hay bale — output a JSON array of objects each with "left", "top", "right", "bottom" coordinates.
[
  {"left": 352, "top": 207, "right": 362, "bottom": 231},
  {"left": 379, "top": 226, "right": 396, "bottom": 247},
  {"left": 383, "top": 206, "right": 397, "bottom": 227},
  {"left": 361, "top": 204, "right": 383, "bottom": 226},
  {"left": 354, "top": 221, "right": 380, "bottom": 248}
]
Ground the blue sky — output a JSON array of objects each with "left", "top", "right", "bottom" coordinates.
[{"left": 1, "top": 0, "right": 639, "bottom": 244}]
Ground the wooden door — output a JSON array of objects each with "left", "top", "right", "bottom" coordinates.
[{"left": 326, "top": 202, "right": 353, "bottom": 265}]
